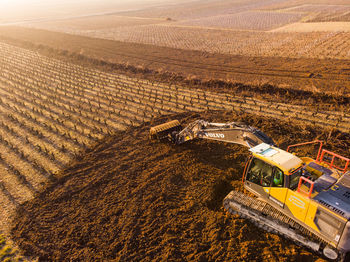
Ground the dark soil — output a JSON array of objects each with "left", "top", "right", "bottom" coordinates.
[{"left": 10, "top": 110, "right": 350, "bottom": 261}]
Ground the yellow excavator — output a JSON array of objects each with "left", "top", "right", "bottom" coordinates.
[{"left": 150, "top": 119, "right": 350, "bottom": 261}]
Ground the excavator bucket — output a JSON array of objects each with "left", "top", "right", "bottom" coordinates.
[{"left": 149, "top": 120, "right": 182, "bottom": 140}]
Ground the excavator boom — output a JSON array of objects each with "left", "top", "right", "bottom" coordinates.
[{"left": 150, "top": 119, "right": 275, "bottom": 147}]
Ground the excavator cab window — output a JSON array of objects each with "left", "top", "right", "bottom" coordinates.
[
  {"left": 246, "top": 158, "right": 273, "bottom": 187},
  {"left": 246, "top": 158, "right": 262, "bottom": 185},
  {"left": 272, "top": 167, "right": 284, "bottom": 187},
  {"left": 289, "top": 167, "right": 304, "bottom": 190}
]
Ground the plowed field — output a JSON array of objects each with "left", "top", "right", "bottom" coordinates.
[{"left": 11, "top": 111, "right": 350, "bottom": 261}]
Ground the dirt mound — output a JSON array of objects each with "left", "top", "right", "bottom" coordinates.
[{"left": 10, "top": 111, "right": 349, "bottom": 261}]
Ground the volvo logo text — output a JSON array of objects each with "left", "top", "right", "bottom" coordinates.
[{"left": 204, "top": 133, "right": 225, "bottom": 138}]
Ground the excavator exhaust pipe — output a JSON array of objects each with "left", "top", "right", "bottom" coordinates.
[{"left": 149, "top": 120, "right": 182, "bottom": 140}]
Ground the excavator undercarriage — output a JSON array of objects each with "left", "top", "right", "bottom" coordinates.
[{"left": 224, "top": 191, "right": 343, "bottom": 260}]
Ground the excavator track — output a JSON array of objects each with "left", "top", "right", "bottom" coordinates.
[{"left": 223, "top": 190, "right": 346, "bottom": 261}]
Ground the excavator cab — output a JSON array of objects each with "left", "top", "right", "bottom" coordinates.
[
  {"left": 245, "top": 157, "right": 286, "bottom": 187},
  {"left": 243, "top": 143, "right": 303, "bottom": 207}
]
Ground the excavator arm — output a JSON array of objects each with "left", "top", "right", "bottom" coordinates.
[{"left": 150, "top": 119, "right": 275, "bottom": 148}]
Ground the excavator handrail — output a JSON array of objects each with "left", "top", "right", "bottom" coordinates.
[
  {"left": 319, "top": 149, "right": 350, "bottom": 173},
  {"left": 287, "top": 140, "right": 323, "bottom": 161},
  {"left": 287, "top": 140, "right": 349, "bottom": 173},
  {"left": 297, "top": 176, "right": 314, "bottom": 198}
]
